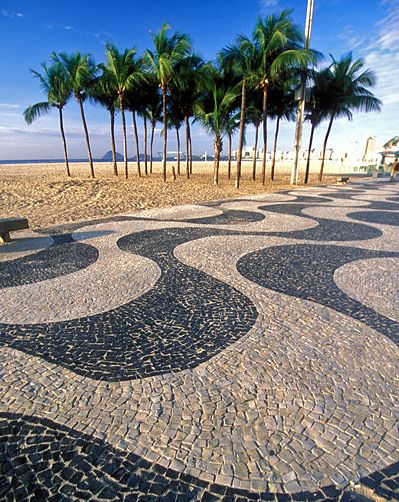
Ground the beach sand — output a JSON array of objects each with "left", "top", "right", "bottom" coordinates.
[{"left": 0, "top": 160, "right": 340, "bottom": 230}]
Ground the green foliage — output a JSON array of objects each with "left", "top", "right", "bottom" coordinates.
[
  {"left": 145, "top": 24, "right": 192, "bottom": 90},
  {"left": 24, "top": 61, "right": 71, "bottom": 123}
]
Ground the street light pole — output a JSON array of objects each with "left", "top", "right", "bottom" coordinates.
[{"left": 290, "top": 0, "right": 315, "bottom": 185}]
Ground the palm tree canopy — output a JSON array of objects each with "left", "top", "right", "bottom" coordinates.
[
  {"left": 51, "top": 52, "right": 97, "bottom": 100},
  {"left": 145, "top": 76, "right": 163, "bottom": 124},
  {"left": 144, "top": 24, "right": 192, "bottom": 90},
  {"left": 219, "top": 10, "right": 317, "bottom": 90},
  {"left": 268, "top": 80, "right": 296, "bottom": 121},
  {"left": 24, "top": 62, "right": 71, "bottom": 124},
  {"left": 23, "top": 102, "right": 52, "bottom": 125},
  {"left": 328, "top": 52, "right": 382, "bottom": 120},
  {"left": 194, "top": 69, "right": 239, "bottom": 138},
  {"left": 170, "top": 53, "right": 207, "bottom": 118},
  {"left": 305, "top": 67, "right": 336, "bottom": 126},
  {"left": 102, "top": 44, "right": 145, "bottom": 98},
  {"left": 89, "top": 70, "right": 119, "bottom": 111}
]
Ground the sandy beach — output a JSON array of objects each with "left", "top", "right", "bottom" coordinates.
[{"left": 0, "top": 160, "right": 341, "bottom": 229}]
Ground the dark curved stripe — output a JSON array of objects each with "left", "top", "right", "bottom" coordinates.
[
  {"left": 180, "top": 208, "right": 265, "bottom": 225},
  {"left": 0, "top": 412, "right": 397, "bottom": 501},
  {"left": 237, "top": 243, "right": 399, "bottom": 345},
  {"left": 0, "top": 227, "right": 257, "bottom": 381},
  {"left": 387, "top": 196, "right": 399, "bottom": 203},
  {"left": 259, "top": 203, "right": 382, "bottom": 241},
  {"left": 37, "top": 215, "right": 138, "bottom": 235},
  {"left": 0, "top": 235, "right": 99, "bottom": 289},
  {"left": 320, "top": 190, "right": 367, "bottom": 200},
  {"left": 349, "top": 210, "right": 399, "bottom": 226},
  {"left": 366, "top": 201, "right": 399, "bottom": 211}
]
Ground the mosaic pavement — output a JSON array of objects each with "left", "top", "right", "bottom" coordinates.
[{"left": 0, "top": 181, "right": 398, "bottom": 501}]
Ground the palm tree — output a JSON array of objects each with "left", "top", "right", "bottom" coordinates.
[
  {"left": 89, "top": 70, "right": 119, "bottom": 176},
  {"left": 318, "top": 53, "right": 382, "bottom": 181},
  {"left": 225, "top": 115, "right": 240, "bottom": 179},
  {"left": 24, "top": 62, "right": 72, "bottom": 177},
  {"left": 252, "top": 10, "right": 314, "bottom": 184},
  {"left": 245, "top": 88, "right": 263, "bottom": 181},
  {"left": 102, "top": 44, "right": 142, "bottom": 179},
  {"left": 167, "top": 91, "right": 186, "bottom": 175},
  {"left": 125, "top": 85, "right": 144, "bottom": 177},
  {"left": 145, "top": 79, "right": 162, "bottom": 174},
  {"left": 170, "top": 54, "right": 206, "bottom": 178},
  {"left": 219, "top": 39, "right": 259, "bottom": 189},
  {"left": 52, "top": 52, "right": 97, "bottom": 178},
  {"left": 303, "top": 68, "right": 333, "bottom": 184},
  {"left": 145, "top": 24, "right": 192, "bottom": 182},
  {"left": 268, "top": 81, "right": 296, "bottom": 181},
  {"left": 195, "top": 70, "right": 238, "bottom": 185}
]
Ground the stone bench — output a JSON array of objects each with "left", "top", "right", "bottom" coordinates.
[
  {"left": 336, "top": 176, "right": 349, "bottom": 184},
  {"left": 0, "top": 217, "right": 29, "bottom": 244}
]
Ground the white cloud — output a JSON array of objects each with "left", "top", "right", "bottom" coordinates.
[
  {"left": 1, "top": 9, "right": 24, "bottom": 18},
  {"left": 0, "top": 103, "right": 21, "bottom": 109},
  {"left": 258, "top": 0, "right": 279, "bottom": 12}
]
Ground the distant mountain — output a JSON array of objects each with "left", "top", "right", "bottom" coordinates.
[{"left": 101, "top": 150, "right": 124, "bottom": 161}]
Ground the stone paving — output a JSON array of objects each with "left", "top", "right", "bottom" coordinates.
[{"left": 0, "top": 180, "right": 398, "bottom": 501}]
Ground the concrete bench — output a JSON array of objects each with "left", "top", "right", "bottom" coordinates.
[
  {"left": 336, "top": 176, "right": 349, "bottom": 184},
  {"left": 0, "top": 217, "right": 29, "bottom": 244}
]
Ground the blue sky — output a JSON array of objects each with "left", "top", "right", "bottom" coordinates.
[{"left": 0, "top": 0, "right": 397, "bottom": 160}]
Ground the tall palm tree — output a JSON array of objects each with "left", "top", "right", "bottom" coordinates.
[
  {"left": 252, "top": 10, "right": 314, "bottom": 184},
  {"left": 245, "top": 87, "right": 263, "bottom": 181},
  {"left": 195, "top": 70, "right": 238, "bottom": 185},
  {"left": 52, "top": 52, "right": 97, "bottom": 178},
  {"left": 89, "top": 71, "right": 119, "bottom": 176},
  {"left": 318, "top": 53, "right": 382, "bottom": 181},
  {"left": 125, "top": 85, "right": 144, "bottom": 177},
  {"left": 24, "top": 62, "right": 72, "bottom": 177},
  {"left": 145, "top": 79, "right": 162, "bottom": 174},
  {"left": 145, "top": 24, "right": 192, "bottom": 182},
  {"left": 102, "top": 44, "right": 142, "bottom": 179},
  {"left": 268, "top": 81, "right": 296, "bottom": 181},
  {"left": 225, "top": 115, "right": 240, "bottom": 179},
  {"left": 170, "top": 54, "right": 206, "bottom": 178},
  {"left": 167, "top": 89, "right": 186, "bottom": 175},
  {"left": 219, "top": 40, "right": 259, "bottom": 189},
  {"left": 303, "top": 68, "right": 333, "bottom": 184}
]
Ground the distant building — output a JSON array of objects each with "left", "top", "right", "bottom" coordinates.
[
  {"left": 363, "top": 136, "right": 377, "bottom": 161},
  {"left": 378, "top": 136, "right": 399, "bottom": 167},
  {"left": 232, "top": 146, "right": 264, "bottom": 160}
]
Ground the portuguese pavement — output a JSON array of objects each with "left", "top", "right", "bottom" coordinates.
[{"left": 0, "top": 180, "right": 398, "bottom": 501}]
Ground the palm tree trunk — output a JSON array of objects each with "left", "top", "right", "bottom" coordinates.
[
  {"left": 319, "top": 114, "right": 334, "bottom": 182},
  {"left": 304, "top": 123, "right": 315, "bottom": 184},
  {"left": 143, "top": 114, "right": 148, "bottom": 176},
  {"left": 213, "top": 136, "right": 221, "bottom": 185},
  {"left": 185, "top": 114, "right": 190, "bottom": 179},
  {"left": 132, "top": 111, "right": 141, "bottom": 177},
  {"left": 252, "top": 120, "right": 259, "bottom": 181},
  {"left": 162, "top": 87, "right": 167, "bottom": 182},
  {"left": 271, "top": 116, "right": 280, "bottom": 181},
  {"left": 150, "top": 120, "right": 155, "bottom": 174},
  {"left": 189, "top": 124, "right": 193, "bottom": 175},
  {"left": 110, "top": 108, "right": 118, "bottom": 176},
  {"left": 227, "top": 131, "right": 232, "bottom": 179},
  {"left": 261, "top": 84, "right": 269, "bottom": 185},
  {"left": 78, "top": 97, "right": 94, "bottom": 178},
  {"left": 58, "top": 107, "right": 70, "bottom": 177},
  {"left": 119, "top": 98, "right": 128, "bottom": 179},
  {"left": 176, "top": 127, "right": 181, "bottom": 175},
  {"left": 236, "top": 78, "right": 247, "bottom": 190}
]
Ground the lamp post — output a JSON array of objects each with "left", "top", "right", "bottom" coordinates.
[{"left": 290, "top": 0, "right": 315, "bottom": 185}]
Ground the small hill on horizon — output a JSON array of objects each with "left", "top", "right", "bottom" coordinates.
[{"left": 101, "top": 150, "right": 124, "bottom": 161}]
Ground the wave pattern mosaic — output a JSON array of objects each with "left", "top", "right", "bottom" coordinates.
[{"left": 0, "top": 181, "right": 398, "bottom": 500}]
